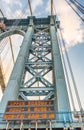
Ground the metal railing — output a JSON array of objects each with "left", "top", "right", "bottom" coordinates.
[{"left": 0, "top": 111, "right": 84, "bottom": 124}]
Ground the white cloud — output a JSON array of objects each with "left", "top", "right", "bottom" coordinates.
[
  {"left": 14, "top": 10, "right": 25, "bottom": 18},
  {"left": 0, "top": 0, "right": 24, "bottom": 18},
  {"left": 46, "top": 0, "right": 84, "bottom": 48},
  {"left": 55, "top": 0, "right": 84, "bottom": 46},
  {"left": 45, "top": 0, "right": 50, "bottom": 14},
  {"left": 3, "top": 0, "right": 22, "bottom": 8},
  {"left": 31, "top": 0, "right": 43, "bottom": 13},
  {"left": 3, "top": 0, "right": 10, "bottom": 4}
]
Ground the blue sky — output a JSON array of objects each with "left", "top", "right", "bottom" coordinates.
[
  {"left": 77, "top": 0, "right": 84, "bottom": 4},
  {"left": 0, "top": 0, "right": 84, "bottom": 109}
]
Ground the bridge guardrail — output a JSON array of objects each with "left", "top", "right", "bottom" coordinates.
[{"left": 0, "top": 111, "right": 84, "bottom": 124}]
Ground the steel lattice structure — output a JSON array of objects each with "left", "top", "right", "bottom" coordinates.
[{"left": 0, "top": 16, "right": 84, "bottom": 130}]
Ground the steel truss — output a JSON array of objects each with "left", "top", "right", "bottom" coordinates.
[{"left": 19, "top": 25, "right": 54, "bottom": 100}]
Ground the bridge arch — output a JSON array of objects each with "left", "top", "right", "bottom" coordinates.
[
  {"left": 0, "top": 29, "right": 25, "bottom": 41},
  {"left": 0, "top": 29, "right": 25, "bottom": 93}
]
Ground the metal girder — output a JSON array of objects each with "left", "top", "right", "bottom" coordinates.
[
  {"left": 26, "top": 66, "right": 52, "bottom": 69},
  {"left": 30, "top": 48, "right": 51, "bottom": 53},
  {"left": 0, "top": 17, "right": 34, "bottom": 113},
  {"left": 33, "top": 34, "right": 50, "bottom": 40},
  {"left": 31, "top": 44, "right": 51, "bottom": 49},
  {"left": 28, "top": 53, "right": 51, "bottom": 62},
  {"left": 23, "top": 72, "right": 52, "bottom": 88},
  {"left": 20, "top": 87, "right": 54, "bottom": 92},
  {"left": 23, "top": 91, "right": 51, "bottom": 96},
  {"left": 24, "top": 66, "right": 52, "bottom": 87},
  {"left": 0, "top": 17, "right": 50, "bottom": 27},
  {"left": 44, "top": 92, "right": 54, "bottom": 100},
  {"left": 25, "top": 61, "right": 52, "bottom": 65},
  {"left": 19, "top": 92, "right": 28, "bottom": 100},
  {"left": 34, "top": 27, "right": 49, "bottom": 34},
  {"left": 25, "top": 65, "right": 51, "bottom": 80},
  {"left": 0, "top": 120, "right": 84, "bottom": 129},
  {"left": 18, "top": 23, "right": 53, "bottom": 100},
  {"left": 50, "top": 16, "right": 71, "bottom": 120},
  {"left": 25, "top": 63, "right": 51, "bottom": 76}
]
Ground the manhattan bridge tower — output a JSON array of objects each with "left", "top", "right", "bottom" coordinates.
[{"left": 0, "top": 0, "right": 84, "bottom": 130}]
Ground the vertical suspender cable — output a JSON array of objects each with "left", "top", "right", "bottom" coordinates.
[
  {"left": 52, "top": 1, "right": 83, "bottom": 111},
  {"left": 9, "top": 36, "right": 15, "bottom": 64},
  {"left": 53, "top": 2, "right": 76, "bottom": 111},
  {"left": 58, "top": 32, "right": 76, "bottom": 111},
  {"left": 28, "top": 0, "right": 33, "bottom": 16},
  {"left": 59, "top": 29, "right": 83, "bottom": 111},
  {"left": 51, "top": 0, "right": 53, "bottom": 15},
  {"left": 0, "top": 10, "right": 15, "bottom": 64},
  {"left": 0, "top": 9, "right": 4, "bottom": 17}
]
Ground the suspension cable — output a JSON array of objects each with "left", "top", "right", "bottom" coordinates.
[
  {"left": 9, "top": 4, "right": 28, "bottom": 30},
  {"left": 51, "top": 0, "right": 53, "bottom": 15},
  {"left": 65, "top": 0, "right": 84, "bottom": 22},
  {"left": 9, "top": 36, "right": 15, "bottom": 64},
  {"left": 1, "top": 45, "right": 10, "bottom": 62},
  {"left": 69, "top": 0, "right": 84, "bottom": 14},
  {"left": 28, "top": 0, "right": 33, "bottom": 16},
  {"left": 58, "top": 31, "right": 76, "bottom": 111},
  {"left": 59, "top": 28, "right": 83, "bottom": 111},
  {"left": 0, "top": 9, "right": 4, "bottom": 17},
  {"left": 0, "top": 10, "right": 15, "bottom": 64},
  {"left": 0, "top": 3, "right": 29, "bottom": 87},
  {"left": 0, "top": 39, "right": 8, "bottom": 54},
  {"left": 0, "top": 3, "right": 27, "bottom": 55},
  {"left": 74, "top": 0, "right": 84, "bottom": 8}
]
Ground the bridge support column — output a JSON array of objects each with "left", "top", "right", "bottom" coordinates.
[
  {"left": 50, "top": 16, "right": 71, "bottom": 120},
  {"left": 28, "top": 127, "right": 31, "bottom": 130},
  {"left": 11, "top": 128, "right": 14, "bottom": 130},
  {"left": 36, "top": 121, "right": 38, "bottom": 130},
  {"left": 49, "top": 121, "right": 52, "bottom": 130},
  {"left": 64, "top": 127, "right": 68, "bottom": 130},
  {"left": 0, "top": 17, "right": 34, "bottom": 113},
  {"left": 6, "top": 122, "right": 10, "bottom": 130},
  {"left": 81, "top": 127, "right": 84, "bottom": 130},
  {"left": 46, "top": 126, "right": 48, "bottom": 130}
]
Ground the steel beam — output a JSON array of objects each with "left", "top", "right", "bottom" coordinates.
[
  {"left": 0, "top": 17, "right": 34, "bottom": 113},
  {"left": 19, "top": 92, "right": 28, "bottom": 100},
  {"left": 20, "top": 87, "right": 54, "bottom": 92},
  {"left": 44, "top": 91, "right": 53, "bottom": 100},
  {"left": 24, "top": 91, "right": 51, "bottom": 96},
  {"left": 50, "top": 16, "right": 71, "bottom": 120}
]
